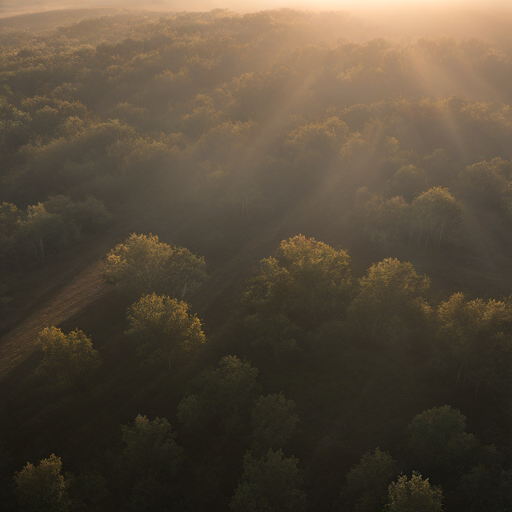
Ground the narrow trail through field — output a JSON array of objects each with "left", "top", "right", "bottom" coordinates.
[{"left": 0, "top": 262, "right": 110, "bottom": 381}]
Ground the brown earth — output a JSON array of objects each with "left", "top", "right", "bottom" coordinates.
[{"left": 0, "top": 261, "right": 110, "bottom": 380}]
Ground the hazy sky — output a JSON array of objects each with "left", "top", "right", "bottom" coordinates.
[
  {"left": 2, "top": 0, "right": 511, "bottom": 24},
  {"left": 128, "top": 0, "right": 510, "bottom": 11},
  {"left": 5, "top": 0, "right": 512, "bottom": 13}
]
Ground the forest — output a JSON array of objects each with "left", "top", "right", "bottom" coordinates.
[{"left": 0, "top": 5, "right": 512, "bottom": 511}]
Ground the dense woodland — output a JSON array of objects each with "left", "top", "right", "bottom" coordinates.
[{"left": 1, "top": 7, "right": 512, "bottom": 511}]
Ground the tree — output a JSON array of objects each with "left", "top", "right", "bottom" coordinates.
[
  {"left": 244, "top": 235, "right": 352, "bottom": 329},
  {"left": 436, "top": 293, "right": 512, "bottom": 397},
  {"left": 347, "top": 258, "right": 431, "bottom": 346},
  {"left": 243, "top": 313, "right": 302, "bottom": 359},
  {"left": 36, "top": 326, "right": 101, "bottom": 390},
  {"left": 403, "top": 405, "right": 478, "bottom": 486},
  {"left": 126, "top": 293, "right": 206, "bottom": 370},
  {"left": 178, "top": 355, "right": 261, "bottom": 433},
  {"left": 0, "top": 202, "right": 21, "bottom": 265},
  {"left": 102, "top": 233, "right": 207, "bottom": 297},
  {"left": 67, "top": 469, "right": 110, "bottom": 512},
  {"left": 44, "top": 195, "right": 111, "bottom": 233},
  {"left": 121, "top": 415, "right": 183, "bottom": 479},
  {"left": 251, "top": 393, "right": 299, "bottom": 454},
  {"left": 386, "top": 472, "right": 443, "bottom": 512},
  {"left": 388, "top": 164, "right": 428, "bottom": 202},
  {"left": 458, "top": 158, "right": 512, "bottom": 213},
  {"left": 351, "top": 188, "right": 408, "bottom": 249},
  {"left": 0, "top": 202, "right": 21, "bottom": 238},
  {"left": 19, "top": 204, "right": 72, "bottom": 262},
  {"left": 118, "top": 415, "right": 183, "bottom": 512},
  {"left": 14, "top": 454, "right": 72, "bottom": 512},
  {"left": 341, "top": 448, "right": 399, "bottom": 512},
  {"left": 456, "top": 457, "right": 512, "bottom": 512},
  {"left": 409, "top": 187, "right": 462, "bottom": 251},
  {"left": 230, "top": 449, "right": 307, "bottom": 512},
  {"left": 284, "top": 117, "right": 348, "bottom": 186}
]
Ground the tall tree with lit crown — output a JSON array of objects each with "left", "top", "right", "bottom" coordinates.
[
  {"left": 126, "top": 293, "right": 206, "bottom": 370},
  {"left": 245, "top": 235, "right": 352, "bottom": 329},
  {"left": 103, "top": 233, "right": 207, "bottom": 298}
]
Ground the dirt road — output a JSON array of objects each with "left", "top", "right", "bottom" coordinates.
[{"left": 0, "top": 261, "right": 110, "bottom": 381}]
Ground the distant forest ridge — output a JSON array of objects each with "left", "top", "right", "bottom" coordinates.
[{"left": 3, "top": 2, "right": 512, "bottom": 40}]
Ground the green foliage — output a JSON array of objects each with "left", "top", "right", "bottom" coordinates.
[
  {"left": 341, "top": 448, "right": 399, "bottom": 512},
  {"left": 409, "top": 187, "right": 463, "bottom": 251},
  {"left": 230, "top": 449, "right": 307, "bottom": 512},
  {"left": 0, "top": 196, "right": 109, "bottom": 267},
  {"left": 436, "top": 293, "right": 512, "bottom": 394},
  {"left": 103, "top": 233, "right": 207, "bottom": 297},
  {"left": 36, "top": 326, "right": 101, "bottom": 389},
  {"left": 456, "top": 460, "right": 512, "bottom": 512},
  {"left": 352, "top": 188, "right": 409, "bottom": 249},
  {"left": 404, "top": 406, "right": 478, "bottom": 483},
  {"left": 67, "top": 470, "right": 110, "bottom": 512},
  {"left": 386, "top": 472, "right": 443, "bottom": 512},
  {"left": 19, "top": 203, "right": 73, "bottom": 261},
  {"left": 44, "top": 195, "right": 111, "bottom": 233},
  {"left": 126, "top": 293, "right": 206, "bottom": 370},
  {"left": 251, "top": 393, "right": 299, "bottom": 454},
  {"left": 388, "top": 165, "right": 429, "bottom": 202},
  {"left": 14, "top": 454, "right": 72, "bottom": 512},
  {"left": 243, "top": 313, "right": 302, "bottom": 358},
  {"left": 459, "top": 158, "right": 512, "bottom": 214},
  {"left": 0, "top": 201, "right": 22, "bottom": 265},
  {"left": 285, "top": 117, "right": 349, "bottom": 184},
  {"left": 178, "top": 355, "right": 261, "bottom": 433},
  {"left": 348, "top": 258, "right": 431, "bottom": 345},
  {"left": 245, "top": 235, "right": 352, "bottom": 329},
  {"left": 121, "top": 415, "right": 183, "bottom": 479},
  {"left": 0, "top": 202, "right": 21, "bottom": 237},
  {"left": 119, "top": 415, "right": 183, "bottom": 511}
]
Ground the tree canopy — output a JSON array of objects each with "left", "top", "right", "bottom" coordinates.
[
  {"left": 14, "top": 454, "right": 72, "bottom": 512},
  {"left": 245, "top": 235, "right": 352, "bottom": 329},
  {"left": 126, "top": 293, "right": 206, "bottom": 370},
  {"left": 36, "top": 326, "right": 101, "bottom": 389},
  {"left": 341, "top": 448, "right": 399, "bottom": 512},
  {"left": 121, "top": 414, "right": 183, "bottom": 480},
  {"left": 348, "top": 258, "right": 431, "bottom": 345},
  {"left": 404, "top": 405, "right": 478, "bottom": 486},
  {"left": 230, "top": 449, "right": 307, "bottom": 512},
  {"left": 178, "top": 355, "right": 261, "bottom": 433},
  {"left": 103, "top": 233, "right": 207, "bottom": 297},
  {"left": 386, "top": 472, "right": 443, "bottom": 512},
  {"left": 251, "top": 393, "right": 299, "bottom": 454}
]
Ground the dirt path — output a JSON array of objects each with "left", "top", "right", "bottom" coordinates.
[{"left": 0, "top": 261, "right": 110, "bottom": 381}]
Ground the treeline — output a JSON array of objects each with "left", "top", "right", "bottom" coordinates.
[
  {"left": 2, "top": 233, "right": 512, "bottom": 510},
  {"left": 0, "top": 196, "right": 110, "bottom": 266}
]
